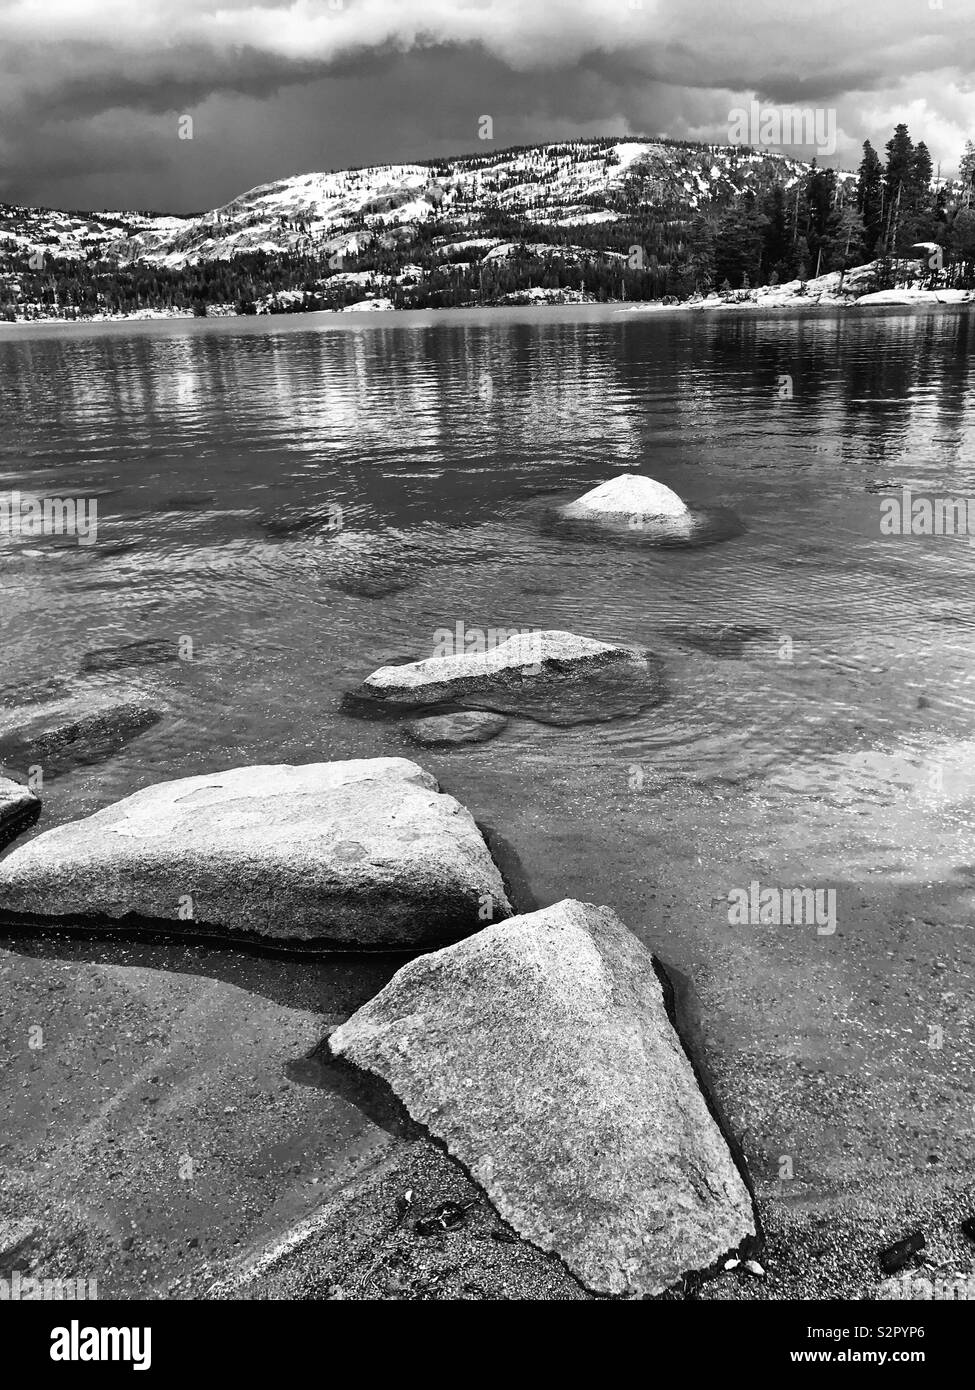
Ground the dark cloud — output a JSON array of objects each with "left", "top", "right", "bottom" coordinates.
[{"left": 0, "top": 0, "right": 971, "bottom": 212}]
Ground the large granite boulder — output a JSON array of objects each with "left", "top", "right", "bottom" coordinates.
[
  {"left": 559, "top": 473, "right": 690, "bottom": 524},
  {"left": 348, "top": 630, "right": 664, "bottom": 727},
  {"left": 0, "top": 759, "right": 511, "bottom": 949},
  {"left": 0, "top": 775, "right": 41, "bottom": 851},
  {"left": 330, "top": 899, "right": 756, "bottom": 1296}
]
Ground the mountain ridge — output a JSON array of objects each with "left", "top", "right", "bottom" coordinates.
[{"left": 1, "top": 135, "right": 967, "bottom": 319}]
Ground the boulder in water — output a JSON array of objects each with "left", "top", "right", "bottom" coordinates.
[
  {"left": 559, "top": 473, "right": 690, "bottom": 523},
  {"left": 0, "top": 758, "right": 512, "bottom": 949},
  {"left": 330, "top": 898, "right": 756, "bottom": 1296},
  {"left": 348, "top": 630, "right": 663, "bottom": 727}
]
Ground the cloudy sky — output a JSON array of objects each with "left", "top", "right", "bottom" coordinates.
[{"left": 1, "top": 0, "right": 972, "bottom": 213}]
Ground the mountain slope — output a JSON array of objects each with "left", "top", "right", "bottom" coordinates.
[
  {"left": 4, "top": 139, "right": 839, "bottom": 272},
  {"left": 107, "top": 139, "right": 837, "bottom": 269},
  {"left": 8, "top": 136, "right": 960, "bottom": 321}
]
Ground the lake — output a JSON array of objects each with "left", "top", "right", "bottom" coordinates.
[{"left": 2, "top": 303, "right": 975, "bottom": 1297}]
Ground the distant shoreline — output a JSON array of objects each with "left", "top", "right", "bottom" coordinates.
[{"left": 3, "top": 288, "right": 973, "bottom": 330}]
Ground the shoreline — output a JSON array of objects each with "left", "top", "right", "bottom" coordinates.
[{"left": 4, "top": 288, "right": 973, "bottom": 331}]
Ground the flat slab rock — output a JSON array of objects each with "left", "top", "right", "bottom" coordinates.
[
  {"left": 0, "top": 758, "right": 512, "bottom": 949},
  {"left": 352, "top": 630, "right": 663, "bottom": 728},
  {"left": 330, "top": 899, "right": 756, "bottom": 1296},
  {"left": 0, "top": 776, "right": 41, "bottom": 851}
]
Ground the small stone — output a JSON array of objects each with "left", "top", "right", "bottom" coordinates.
[{"left": 879, "top": 1231, "right": 925, "bottom": 1274}]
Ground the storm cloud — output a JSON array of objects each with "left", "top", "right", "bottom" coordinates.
[{"left": 1, "top": 0, "right": 972, "bottom": 212}]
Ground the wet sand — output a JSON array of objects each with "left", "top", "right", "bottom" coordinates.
[{"left": 2, "top": 720, "right": 973, "bottom": 1299}]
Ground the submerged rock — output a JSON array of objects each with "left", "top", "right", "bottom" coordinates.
[
  {"left": 666, "top": 623, "right": 773, "bottom": 659},
  {"left": 405, "top": 712, "right": 509, "bottom": 747},
  {"left": 164, "top": 493, "right": 217, "bottom": 511},
  {"left": 0, "top": 676, "right": 71, "bottom": 707},
  {"left": 559, "top": 473, "right": 690, "bottom": 523},
  {"left": 0, "top": 758, "right": 512, "bottom": 949},
  {"left": 330, "top": 899, "right": 756, "bottom": 1297},
  {"left": 348, "top": 630, "right": 664, "bottom": 728},
  {"left": 0, "top": 701, "right": 162, "bottom": 778},
  {"left": 79, "top": 638, "right": 180, "bottom": 675},
  {"left": 0, "top": 774, "right": 41, "bottom": 851}
]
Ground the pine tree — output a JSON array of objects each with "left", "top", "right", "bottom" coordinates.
[
  {"left": 960, "top": 140, "right": 975, "bottom": 206},
  {"left": 950, "top": 208, "right": 975, "bottom": 283},
  {"left": 884, "top": 124, "right": 915, "bottom": 218},
  {"left": 823, "top": 205, "right": 866, "bottom": 271},
  {"left": 913, "top": 142, "right": 933, "bottom": 195},
  {"left": 856, "top": 141, "right": 884, "bottom": 254}
]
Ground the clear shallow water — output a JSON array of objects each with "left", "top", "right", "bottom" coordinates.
[
  {"left": 5, "top": 304, "right": 975, "bottom": 1235},
  {"left": 1, "top": 304, "right": 974, "bottom": 827}
]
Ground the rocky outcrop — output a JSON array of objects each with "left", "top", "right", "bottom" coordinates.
[
  {"left": 559, "top": 473, "right": 690, "bottom": 523},
  {"left": 0, "top": 775, "right": 41, "bottom": 851},
  {"left": 330, "top": 899, "right": 756, "bottom": 1296},
  {"left": 0, "top": 758, "right": 511, "bottom": 948},
  {"left": 348, "top": 630, "right": 664, "bottom": 727}
]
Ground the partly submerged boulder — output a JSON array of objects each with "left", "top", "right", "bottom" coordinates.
[
  {"left": 348, "top": 630, "right": 664, "bottom": 728},
  {"left": 0, "top": 758, "right": 512, "bottom": 949},
  {"left": 330, "top": 899, "right": 756, "bottom": 1296},
  {"left": 405, "top": 711, "right": 509, "bottom": 748},
  {"left": 559, "top": 473, "right": 690, "bottom": 524},
  {"left": 0, "top": 774, "right": 41, "bottom": 851}
]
